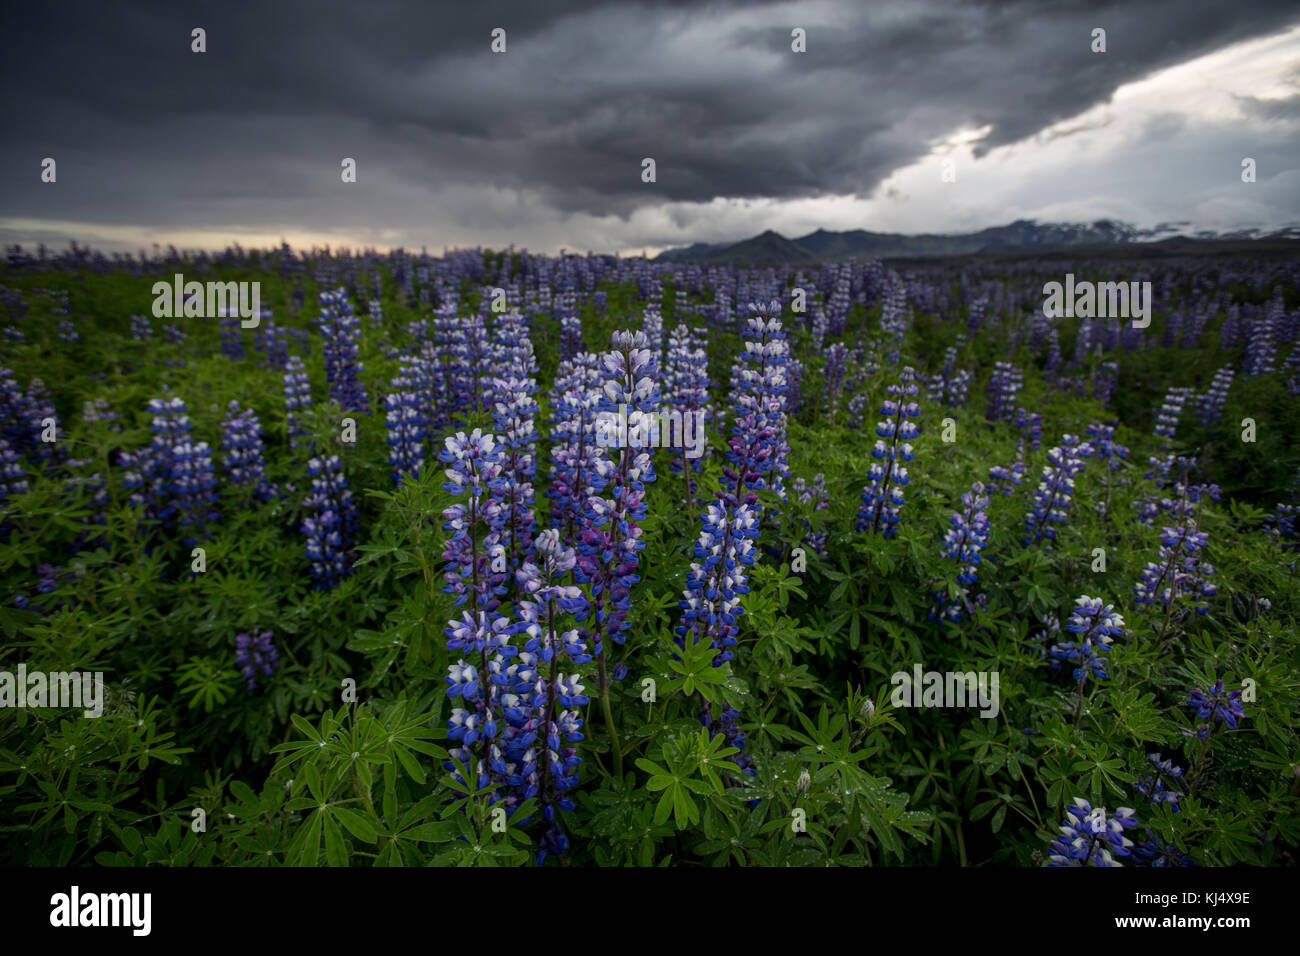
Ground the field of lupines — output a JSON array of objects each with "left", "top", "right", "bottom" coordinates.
[{"left": 1, "top": 243, "right": 1298, "bottom": 868}]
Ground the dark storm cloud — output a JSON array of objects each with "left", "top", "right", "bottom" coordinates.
[{"left": 0, "top": 0, "right": 1296, "bottom": 246}]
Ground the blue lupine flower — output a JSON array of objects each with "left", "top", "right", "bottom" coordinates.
[
  {"left": 985, "top": 361, "right": 1022, "bottom": 424},
  {"left": 1153, "top": 386, "right": 1195, "bottom": 443},
  {"left": 511, "top": 528, "right": 591, "bottom": 862},
  {"left": 491, "top": 372, "right": 539, "bottom": 575},
  {"left": 301, "top": 453, "right": 358, "bottom": 588},
  {"left": 235, "top": 630, "right": 280, "bottom": 690},
  {"left": 547, "top": 353, "right": 606, "bottom": 547},
  {"left": 1188, "top": 679, "right": 1245, "bottom": 739},
  {"left": 930, "top": 481, "right": 990, "bottom": 623},
  {"left": 1135, "top": 753, "right": 1185, "bottom": 812},
  {"left": 317, "top": 289, "right": 369, "bottom": 414},
  {"left": 1048, "top": 595, "right": 1125, "bottom": 684},
  {"left": 384, "top": 390, "right": 428, "bottom": 486},
  {"left": 1134, "top": 524, "right": 1216, "bottom": 613},
  {"left": 1023, "top": 436, "right": 1088, "bottom": 546},
  {"left": 576, "top": 330, "right": 658, "bottom": 661},
  {"left": 439, "top": 428, "right": 508, "bottom": 611},
  {"left": 282, "top": 355, "right": 313, "bottom": 451},
  {"left": 1046, "top": 798, "right": 1139, "bottom": 866},
  {"left": 857, "top": 366, "right": 919, "bottom": 538},
  {"left": 221, "top": 400, "right": 276, "bottom": 502},
  {"left": 1198, "top": 367, "right": 1234, "bottom": 426}
]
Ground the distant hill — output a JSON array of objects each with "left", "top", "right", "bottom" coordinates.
[{"left": 653, "top": 219, "right": 1300, "bottom": 265}]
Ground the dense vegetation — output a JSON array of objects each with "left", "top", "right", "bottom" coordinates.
[{"left": 1, "top": 244, "right": 1297, "bottom": 867}]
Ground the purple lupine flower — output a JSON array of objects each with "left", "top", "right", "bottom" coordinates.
[
  {"left": 440, "top": 429, "right": 514, "bottom": 798},
  {"left": 560, "top": 313, "right": 583, "bottom": 359},
  {"left": 1084, "top": 422, "right": 1129, "bottom": 472},
  {"left": 384, "top": 390, "right": 428, "bottom": 486},
  {"left": 1188, "top": 679, "right": 1245, "bottom": 739},
  {"left": 1023, "top": 437, "right": 1088, "bottom": 546},
  {"left": 491, "top": 374, "right": 539, "bottom": 576},
  {"left": 220, "top": 317, "right": 245, "bottom": 361},
  {"left": 510, "top": 528, "right": 591, "bottom": 862},
  {"left": 317, "top": 289, "right": 369, "bottom": 414},
  {"left": 1153, "top": 386, "right": 1195, "bottom": 444},
  {"left": 57, "top": 320, "right": 79, "bottom": 343},
  {"left": 823, "top": 342, "right": 848, "bottom": 422},
  {"left": 129, "top": 314, "right": 152, "bottom": 341},
  {"left": 255, "top": 319, "right": 290, "bottom": 370},
  {"left": 0, "top": 438, "right": 29, "bottom": 504},
  {"left": 547, "top": 353, "right": 606, "bottom": 547},
  {"left": 1047, "top": 595, "right": 1124, "bottom": 685},
  {"left": 576, "top": 330, "right": 659, "bottom": 667},
  {"left": 301, "top": 453, "right": 358, "bottom": 588},
  {"left": 987, "top": 448, "right": 1026, "bottom": 497},
  {"left": 1134, "top": 524, "right": 1216, "bottom": 614},
  {"left": 661, "top": 324, "right": 711, "bottom": 508},
  {"left": 1013, "top": 407, "right": 1043, "bottom": 451},
  {"left": 1046, "top": 798, "right": 1139, "bottom": 866},
  {"left": 723, "top": 304, "right": 791, "bottom": 511},
  {"left": 985, "top": 361, "right": 1022, "bottom": 424},
  {"left": 1198, "top": 367, "right": 1234, "bottom": 426},
  {"left": 234, "top": 630, "right": 280, "bottom": 690},
  {"left": 1243, "top": 319, "right": 1276, "bottom": 378},
  {"left": 221, "top": 400, "right": 276, "bottom": 502},
  {"left": 440, "top": 428, "right": 508, "bottom": 611},
  {"left": 283, "top": 355, "right": 313, "bottom": 451},
  {"left": 930, "top": 481, "right": 990, "bottom": 623},
  {"left": 857, "top": 366, "right": 920, "bottom": 538},
  {"left": 1134, "top": 753, "right": 1184, "bottom": 813}
]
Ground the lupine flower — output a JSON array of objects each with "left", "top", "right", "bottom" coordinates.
[
  {"left": 317, "top": 289, "right": 369, "bottom": 414},
  {"left": 1198, "top": 367, "right": 1234, "bottom": 426},
  {"left": 510, "top": 529, "right": 591, "bottom": 862},
  {"left": 1013, "top": 407, "right": 1042, "bottom": 451},
  {"left": 235, "top": 630, "right": 280, "bottom": 690},
  {"left": 1135, "top": 753, "right": 1184, "bottom": 812},
  {"left": 1084, "top": 422, "right": 1129, "bottom": 472},
  {"left": 283, "top": 355, "right": 313, "bottom": 451},
  {"left": 723, "top": 304, "right": 791, "bottom": 511},
  {"left": 57, "top": 320, "right": 78, "bottom": 343},
  {"left": 1133, "top": 524, "right": 1216, "bottom": 614},
  {"left": 1188, "top": 679, "right": 1245, "bottom": 739},
  {"left": 1094, "top": 361, "right": 1119, "bottom": 407},
  {"left": 0, "top": 437, "right": 29, "bottom": 504},
  {"left": 576, "top": 330, "right": 658, "bottom": 664},
  {"left": 930, "top": 481, "right": 990, "bottom": 623},
  {"left": 221, "top": 400, "right": 276, "bottom": 502},
  {"left": 491, "top": 373, "right": 539, "bottom": 575},
  {"left": 857, "top": 366, "right": 920, "bottom": 538},
  {"left": 823, "top": 343, "right": 848, "bottom": 422},
  {"left": 220, "top": 317, "right": 245, "bottom": 361},
  {"left": 1153, "top": 386, "right": 1195, "bottom": 444},
  {"left": 129, "top": 314, "right": 152, "bottom": 340},
  {"left": 384, "top": 390, "right": 428, "bottom": 486},
  {"left": 1047, "top": 596, "right": 1124, "bottom": 685},
  {"left": 1243, "top": 319, "right": 1276, "bottom": 377},
  {"left": 1046, "top": 798, "right": 1139, "bottom": 866},
  {"left": 1023, "top": 437, "right": 1088, "bottom": 546},
  {"left": 985, "top": 361, "right": 1022, "bottom": 424},
  {"left": 440, "top": 429, "right": 509, "bottom": 610},
  {"left": 301, "top": 454, "right": 358, "bottom": 589}
]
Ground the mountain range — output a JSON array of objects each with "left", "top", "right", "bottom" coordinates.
[{"left": 652, "top": 220, "right": 1300, "bottom": 265}]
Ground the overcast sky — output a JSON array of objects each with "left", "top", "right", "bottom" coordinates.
[{"left": 1, "top": 0, "right": 1298, "bottom": 256}]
